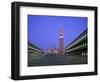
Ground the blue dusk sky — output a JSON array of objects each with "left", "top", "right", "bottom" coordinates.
[{"left": 28, "top": 15, "right": 87, "bottom": 49}]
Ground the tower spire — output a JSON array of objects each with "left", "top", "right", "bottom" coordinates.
[{"left": 60, "top": 27, "right": 63, "bottom": 33}]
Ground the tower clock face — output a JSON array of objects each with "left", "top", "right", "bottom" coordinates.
[{"left": 60, "top": 33, "right": 63, "bottom": 38}]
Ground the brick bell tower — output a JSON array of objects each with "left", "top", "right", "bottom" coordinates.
[{"left": 59, "top": 27, "right": 64, "bottom": 55}]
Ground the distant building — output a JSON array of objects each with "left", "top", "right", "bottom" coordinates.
[
  {"left": 65, "top": 29, "right": 87, "bottom": 56},
  {"left": 53, "top": 48, "right": 59, "bottom": 54},
  {"left": 46, "top": 48, "right": 59, "bottom": 55},
  {"left": 46, "top": 48, "right": 52, "bottom": 54}
]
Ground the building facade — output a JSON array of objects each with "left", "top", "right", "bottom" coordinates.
[
  {"left": 65, "top": 29, "right": 87, "bottom": 56},
  {"left": 46, "top": 48, "right": 59, "bottom": 55},
  {"left": 28, "top": 42, "right": 43, "bottom": 56}
]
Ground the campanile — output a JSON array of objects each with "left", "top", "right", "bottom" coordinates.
[{"left": 59, "top": 27, "right": 64, "bottom": 55}]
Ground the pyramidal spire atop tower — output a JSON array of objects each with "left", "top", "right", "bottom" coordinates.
[{"left": 60, "top": 27, "right": 64, "bottom": 33}]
